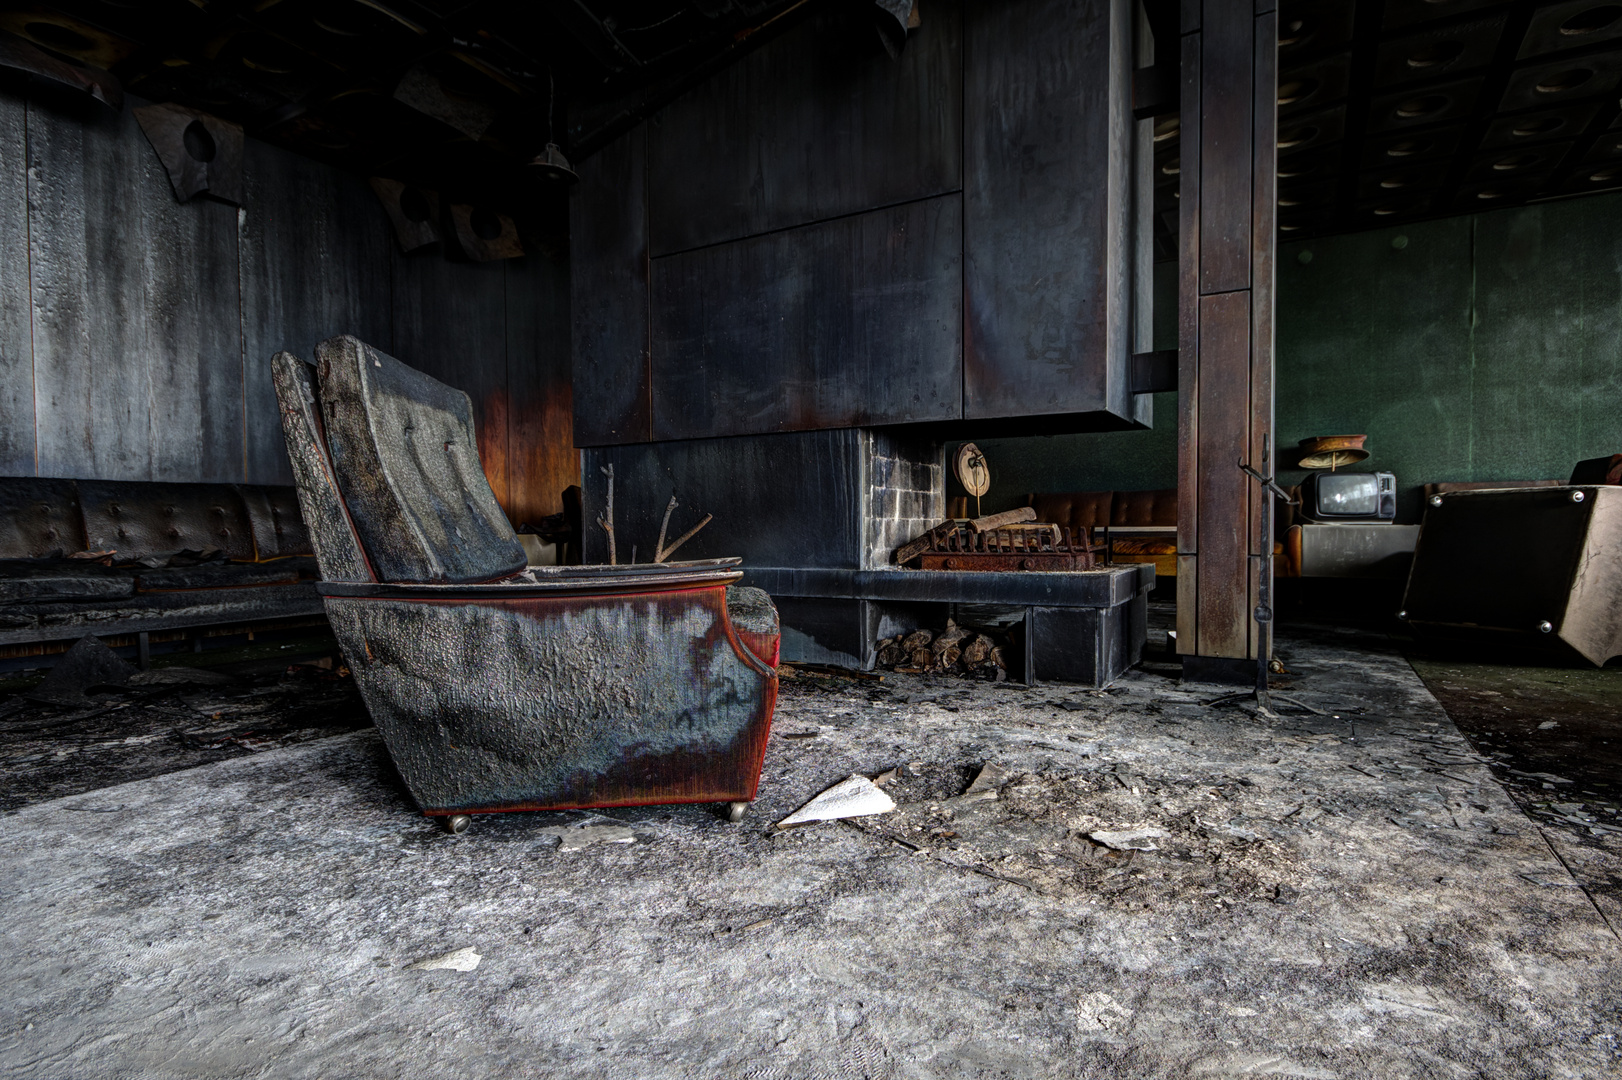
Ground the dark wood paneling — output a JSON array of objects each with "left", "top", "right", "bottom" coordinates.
[
  {"left": 1177, "top": 27, "right": 1203, "bottom": 636},
  {"left": 390, "top": 251, "right": 512, "bottom": 515},
  {"left": 570, "top": 127, "right": 650, "bottom": 447},
  {"left": 581, "top": 429, "right": 863, "bottom": 569},
  {"left": 28, "top": 94, "right": 241, "bottom": 484},
  {"left": 1195, "top": 290, "right": 1252, "bottom": 658},
  {"left": 1199, "top": 3, "right": 1254, "bottom": 295},
  {"left": 1249, "top": 11, "right": 1277, "bottom": 562},
  {"left": 0, "top": 88, "right": 30, "bottom": 475},
  {"left": 649, "top": 195, "right": 962, "bottom": 441},
  {"left": 964, "top": 0, "right": 1132, "bottom": 422},
  {"left": 238, "top": 138, "right": 392, "bottom": 487},
  {"left": 504, "top": 247, "right": 579, "bottom": 526},
  {"left": 646, "top": 0, "right": 962, "bottom": 256}
]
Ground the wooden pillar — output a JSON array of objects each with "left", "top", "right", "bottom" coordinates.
[{"left": 1177, "top": 0, "right": 1276, "bottom": 681}]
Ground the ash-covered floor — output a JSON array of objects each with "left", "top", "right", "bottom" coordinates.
[{"left": 1, "top": 620, "right": 1619, "bottom": 1079}]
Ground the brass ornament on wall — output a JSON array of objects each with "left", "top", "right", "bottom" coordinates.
[
  {"left": 369, "top": 177, "right": 442, "bottom": 252},
  {"left": 0, "top": 33, "right": 122, "bottom": 110},
  {"left": 449, "top": 203, "right": 524, "bottom": 262},
  {"left": 134, "top": 103, "right": 244, "bottom": 204}
]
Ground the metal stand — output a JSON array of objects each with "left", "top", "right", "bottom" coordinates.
[{"left": 1207, "top": 437, "right": 1323, "bottom": 718}]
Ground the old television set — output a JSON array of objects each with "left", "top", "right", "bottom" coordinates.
[{"left": 1298, "top": 471, "right": 1396, "bottom": 523}]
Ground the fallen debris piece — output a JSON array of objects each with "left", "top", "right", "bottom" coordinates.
[
  {"left": 962, "top": 763, "right": 1011, "bottom": 801},
  {"left": 127, "top": 666, "right": 235, "bottom": 687},
  {"left": 1075, "top": 990, "right": 1133, "bottom": 1032},
  {"left": 26, "top": 635, "right": 135, "bottom": 706},
  {"left": 1536, "top": 721, "right": 1558, "bottom": 730},
  {"left": 1507, "top": 769, "right": 1574, "bottom": 784},
  {"left": 408, "top": 947, "right": 482, "bottom": 972},
  {"left": 536, "top": 822, "right": 637, "bottom": 852},
  {"left": 1088, "top": 827, "right": 1169, "bottom": 851},
  {"left": 777, "top": 774, "right": 896, "bottom": 829}
]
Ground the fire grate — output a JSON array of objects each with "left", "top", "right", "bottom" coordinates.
[{"left": 900, "top": 522, "right": 1100, "bottom": 572}]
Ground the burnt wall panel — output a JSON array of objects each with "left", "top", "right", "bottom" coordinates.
[
  {"left": 239, "top": 138, "right": 393, "bottom": 487},
  {"left": 963, "top": 0, "right": 1134, "bottom": 422},
  {"left": 28, "top": 94, "right": 242, "bottom": 484},
  {"left": 581, "top": 429, "right": 863, "bottom": 569},
  {"left": 504, "top": 239, "right": 580, "bottom": 526},
  {"left": 649, "top": 195, "right": 962, "bottom": 441},
  {"left": 647, "top": 0, "right": 963, "bottom": 256},
  {"left": 390, "top": 252, "right": 513, "bottom": 515},
  {"left": 570, "top": 127, "right": 650, "bottom": 447},
  {"left": 0, "top": 89, "right": 30, "bottom": 475}
]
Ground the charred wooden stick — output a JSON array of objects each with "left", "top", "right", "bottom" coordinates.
[
  {"left": 893, "top": 520, "right": 955, "bottom": 565},
  {"left": 968, "top": 507, "right": 1037, "bottom": 533},
  {"left": 658, "top": 513, "right": 712, "bottom": 562},
  {"left": 598, "top": 464, "right": 616, "bottom": 565},
  {"left": 656, "top": 495, "right": 678, "bottom": 561}
]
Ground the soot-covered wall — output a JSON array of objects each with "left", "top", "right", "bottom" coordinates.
[
  {"left": 962, "top": 196, "right": 1622, "bottom": 523},
  {"left": 0, "top": 82, "right": 575, "bottom": 527},
  {"left": 571, "top": 0, "right": 1151, "bottom": 448}
]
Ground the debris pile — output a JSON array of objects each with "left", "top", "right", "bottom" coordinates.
[{"left": 873, "top": 619, "right": 1011, "bottom": 679}]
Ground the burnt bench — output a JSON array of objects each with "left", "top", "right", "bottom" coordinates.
[{"left": 0, "top": 476, "right": 323, "bottom": 657}]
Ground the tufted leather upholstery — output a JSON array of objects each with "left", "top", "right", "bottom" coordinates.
[
  {"left": 0, "top": 478, "right": 88, "bottom": 559},
  {"left": 1027, "top": 491, "right": 1116, "bottom": 535},
  {"left": 238, "top": 484, "right": 315, "bottom": 561},
  {"left": 1024, "top": 488, "right": 1300, "bottom": 577},
  {"left": 316, "top": 335, "right": 525, "bottom": 584},
  {"left": 78, "top": 481, "right": 258, "bottom": 561},
  {"left": 1109, "top": 488, "right": 1178, "bottom": 527}
]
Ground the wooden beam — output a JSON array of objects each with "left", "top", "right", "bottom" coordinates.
[{"left": 1177, "top": 1, "right": 1277, "bottom": 679}]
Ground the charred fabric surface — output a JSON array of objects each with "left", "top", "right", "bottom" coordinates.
[
  {"left": 1, "top": 626, "right": 1617, "bottom": 1077},
  {"left": 1409, "top": 651, "right": 1622, "bottom": 833},
  {"left": 324, "top": 584, "right": 778, "bottom": 813},
  {"left": 315, "top": 335, "right": 526, "bottom": 585},
  {"left": 0, "top": 661, "right": 367, "bottom": 814}
]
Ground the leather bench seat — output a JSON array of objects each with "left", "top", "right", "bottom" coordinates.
[
  {"left": 1027, "top": 488, "right": 1299, "bottom": 577},
  {"left": 0, "top": 476, "right": 322, "bottom": 648}
]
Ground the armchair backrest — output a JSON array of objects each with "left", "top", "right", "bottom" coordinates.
[
  {"left": 314, "top": 335, "right": 525, "bottom": 584},
  {"left": 271, "top": 352, "right": 373, "bottom": 582}
]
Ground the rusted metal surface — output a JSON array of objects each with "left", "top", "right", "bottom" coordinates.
[
  {"left": 320, "top": 570, "right": 779, "bottom": 815},
  {"left": 910, "top": 524, "right": 1099, "bottom": 572}
]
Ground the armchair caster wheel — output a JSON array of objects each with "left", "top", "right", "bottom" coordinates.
[
  {"left": 725, "top": 801, "right": 749, "bottom": 823},
  {"left": 445, "top": 815, "right": 471, "bottom": 835}
]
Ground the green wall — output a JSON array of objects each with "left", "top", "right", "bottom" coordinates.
[{"left": 960, "top": 194, "right": 1622, "bottom": 523}]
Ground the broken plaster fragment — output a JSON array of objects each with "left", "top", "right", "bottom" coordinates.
[
  {"left": 777, "top": 775, "right": 896, "bottom": 829},
  {"left": 537, "top": 822, "right": 636, "bottom": 852},
  {"left": 1089, "top": 827, "right": 1169, "bottom": 851},
  {"left": 1075, "top": 990, "right": 1133, "bottom": 1032},
  {"left": 408, "top": 947, "right": 481, "bottom": 972}
]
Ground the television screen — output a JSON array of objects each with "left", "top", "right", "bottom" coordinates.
[
  {"left": 1300, "top": 471, "right": 1396, "bottom": 522},
  {"left": 1316, "top": 473, "right": 1378, "bottom": 516}
]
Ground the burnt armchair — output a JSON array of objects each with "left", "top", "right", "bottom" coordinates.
[{"left": 273, "top": 335, "right": 779, "bottom": 831}]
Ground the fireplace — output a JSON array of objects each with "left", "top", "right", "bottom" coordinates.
[{"left": 580, "top": 429, "right": 1151, "bottom": 686}]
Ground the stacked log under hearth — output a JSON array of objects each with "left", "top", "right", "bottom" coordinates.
[{"left": 873, "top": 619, "right": 1011, "bottom": 680}]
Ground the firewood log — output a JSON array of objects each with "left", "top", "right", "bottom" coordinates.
[
  {"left": 967, "top": 507, "right": 1037, "bottom": 533},
  {"left": 901, "top": 629, "right": 934, "bottom": 651}
]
